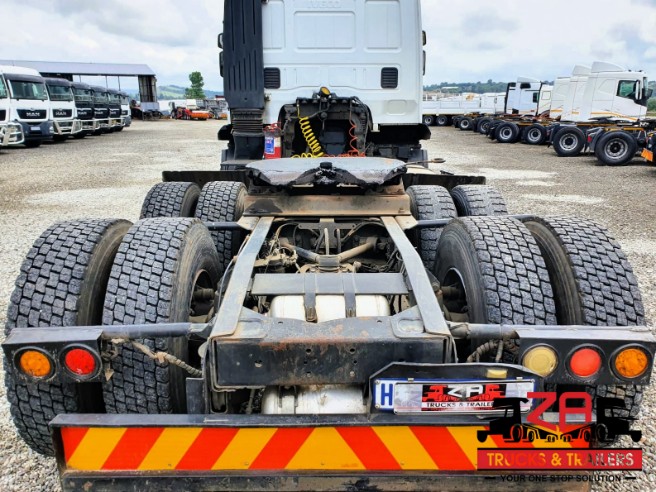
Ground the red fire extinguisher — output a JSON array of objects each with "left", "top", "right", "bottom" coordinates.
[{"left": 264, "top": 124, "right": 282, "bottom": 159}]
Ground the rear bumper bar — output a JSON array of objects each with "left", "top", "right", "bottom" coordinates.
[{"left": 52, "top": 414, "right": 591, "bottom": 492}]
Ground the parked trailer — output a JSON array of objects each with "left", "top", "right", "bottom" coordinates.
[
  {"left": 44, "top": 78, "right": 83, "bottom": 141},
  {"left": 3, "top": 1, "right": 655, "bottom": 491},
  {"left": 0, "top": 65, "right": 53, "bottom": 148},
  {"left": 422, "top": 92, "right": 506, "bottom": 127}
]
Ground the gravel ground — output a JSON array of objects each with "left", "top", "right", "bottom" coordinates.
[{"left": 0, "top": 120, "right": 654, "bottom": 490}]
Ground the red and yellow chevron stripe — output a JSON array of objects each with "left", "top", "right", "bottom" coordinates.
[{"left": 60, "top": 425, "right": 587, "bottom": 472}]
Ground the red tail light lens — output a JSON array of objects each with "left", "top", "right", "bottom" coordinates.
[
  {"left": 64, "top": 348, "right": 97, "bottom": 376},
  {"left": 569, "top": 347, "right": 602, "bottom": 378}
]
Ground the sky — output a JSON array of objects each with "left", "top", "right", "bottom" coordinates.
[{"left": 0, "top": 0, "right": 655, "bottom": 91}]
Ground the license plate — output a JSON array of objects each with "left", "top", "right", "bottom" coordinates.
[
  {"left": 642, "top": 149, "right": 653, "bottom": 162},
  {"left": 374, "top": 379, "right": 534, "bottom": 414},
  {"left": 30, "top": 126, "right": 40, "bottom": 131}
]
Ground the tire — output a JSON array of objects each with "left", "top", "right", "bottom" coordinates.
[
  {"left": 524, "top": 216, "right": 645, "bottom": 418},
  {"left": 407, "top": 185, "right": 457, "bottom": 268},
  {"left": 477, "top": 118, "right": 492, "bottom": 135},
  {"left": 509, "top": 424, "right": 523, "bottom": 443},
  {"left": 195, "top": 181, "right": 247, "bottom": 269},
  {"left": 553, "top": 126, "right": 585, "bottom": 157},
  {"left": 495, "top": 122, "right": 520, "bottom": 143},
  {"left": 102, "top": 218, "right": 221, "bottom": 414},
  {"left": 458, "top": 117, "right": 473, "bottom": 131},
  {"left": 436, "top": 115, "right": 449, "bottom": 127},
  {"left": 140, "top": 182, "right": 201, "bottom": 219},
  {"left": 451, "top": 185, "right": 508, "bottom": 217},
  {"left": 433, "top": 216, "right": 557, "bottom": 328},
  {"left": 423, "top": 115, "right": 435, "bottom": 126},
  {"left": 4, "top": 219, "right": 131, "bottom": 455},
  {"left": 523, "top": 124, "right": 547, "bottom": 145},
  {"left": 594, "top": 131, "right": 637, "bottom": 166}
]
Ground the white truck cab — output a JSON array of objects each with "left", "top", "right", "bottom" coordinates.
[
  {"left": 119, "top": 92, "right": 132, "bottom": 128},
  {"left": 45, "top": 78, "right": 83, "bottom": 141},
  {"left": 0, "top": 65, "right": 53, "bottom": 148},
  {"left": 0, "top": 71, "right": 24, "bottom": 146},
  {"left": 505, "top": 77, "right": 543, "bottom": 115},
  {"left": 561, "top": 65, "right": 591, "bottom": 121},
  {"left": 219, "top": 0, "right": 428, "bottom": 163},
  {"left": 549, "top": 77, "right": 570, "bottom": 119},
  {"left": 576, "top": 62, "right": 650, "bottom": 122}
]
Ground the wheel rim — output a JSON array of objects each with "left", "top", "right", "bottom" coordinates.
[
  {"left": 528, "top": 128, "right": 541, "bottom": 143},
  {"left": 441, "top": 269, "right": 469, "bottom": 321},
  {"left": 190, "top": 270, "right": 216, "bottom": 323},
  {"left": 500, "top": 127, "right": 512, "bottom": 139},
  {"left": 437, "top": 117, "right": 447, "bottom": 125},
  {"left": 481, "top": 122, "right": 490, "bottom": 133},
  {"left": 424, "top": 117, "right": 433, "bottom": 125},
  {"left": 605, "top": 138, "right": 628, "bottom": 159},
  {"left": 462, "top": 120, "right": 470, "bottom": 129},
  {"left": 560, "top": 133, "right": 579, "bottom": 151}
]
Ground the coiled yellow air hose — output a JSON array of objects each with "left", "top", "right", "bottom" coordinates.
[{"left": 299, "top": 117, "right": 325, "bottom": 157}]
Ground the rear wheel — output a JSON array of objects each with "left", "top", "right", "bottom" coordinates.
[
  {"left": 407, "top": 185, "right": 457, "bottom": 267},
  {"left": 434, "top": 216, "right": 556, "bottom": 330},
  {"left": 477, "top": 118, "right": 492, "bottom": 135},
  {"left": 195, "top": 181, "right": 247, "bottom": 270},
  {"left": 553, "top": 127, "right": 585, "bottom": 157},
  {"left": 4, "top": 219, "right": 131, "bottom": 455},
  {"left": 436, "top": 115, "right": 449, "bottom": 126},
  {"left": 102, "top": 218, "right": 221, "bottom": 414},
  {"left": 523, "top": 124, "right": 547, "bottom": 145},
  {"left": 495, "top": 122, "right": 520, "bottom": 143},
  {"left": 594, "top": 131, "right": 637, "bottom": 166},
  {"left": 451, "top": 185, "right": 508, "bottom": 217},
  {"left": 458, "top": 117, "right": 473, "bottom": 131},
  {"left": 140, "top": 182, "right": 201, "bottom": 219},
  {"left": 423, "top": 115, "right": 435, "bottom": 126},
  {"left": 525, "top": 216, "right": 645, "bottom": 418}
]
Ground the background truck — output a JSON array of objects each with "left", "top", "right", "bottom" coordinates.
[
  {"left": 44, "top": 78, "right": 83, "bottom": 142},
  {"left": 0, "top": 65, "right": 53, "bottom": 148},
  {"left": 119, "top": 91, "right": 131, "bottom": 129},
  {"left": 106, "top": 89, "right": 125, "bottom": 131},
  {"left": 90, "top": 86, "right": 110, "bottom": 135},
  {"left": 70, "top": 82, "right": 96, "bottom": 137},
  {"left": 0, "top": 71, "right": 24, "bottom": 147},
  {"left": 3, "top": 1, "right": 655, "bottom": 490}
]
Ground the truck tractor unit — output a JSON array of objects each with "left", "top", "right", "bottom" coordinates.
[
  {"left": 44, "top": 78, "right": 83, "bottom": 142},
  {"left": 119, "top": 91, "right": 131, "bottom": 129},
  {"left": 548, "top": 62, "right": 652, "bottom": 158},
  {"left": 71, "top": 82, "right": 97, "bottom": 137},
  {"left": 90, "top": 85, "right": 110, "bottom": 135},
  {"left": 106, "top": 89, "right": 124, "bottom": 131},
  {"left": 3, "top": 1, "right": 656, "bottom": 490},
  {"left": 0, "top": 65, "right": 53, "bottom": 148},
  {"left": 0, "top": 71, "right": 24, "bottom": 147}
]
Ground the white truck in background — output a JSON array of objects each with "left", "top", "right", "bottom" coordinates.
[
  {"left": 550, "top": 62, "right": 652, "bottom": 157},
  {"left": 422, "top": 92, "right": 505, "bottom": 126},
  {"left": 548, "top": 76, "right": 571, "bottom": 119},
  {"left": 0, "top": 65, "right": 53, "bottom": 148},
  {"left": 119, "top": 92, "right": 132, "bottom": 129},
  {"left": 44, "top": 78, "right": 83, "bottom": 142},
  {"left": 0, "top": 71, "right": 24, "bottom": 147}
]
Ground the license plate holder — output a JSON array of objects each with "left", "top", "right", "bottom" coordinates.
[
  {"left": 373, "top": 378, "right": 534, "bottom": 413},
  {"left": 30, "top": 126, "right": 40, "bottom": 132}
]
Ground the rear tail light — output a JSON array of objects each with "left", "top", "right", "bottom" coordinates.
[
  {"left": 63, "top": 346, "right": 99, "bottom": 378},
  {"left": 522, "top": 345, "right": 558, "bottom": 377},
  {"left": 568, "top": 347, "right": 602, "bottom": 379},
  {"left": 17, "top": 349, "right": 54, "bottom": 380},
  {"left": 613, "top": 346, "right": 650, "bottom": 379}
]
